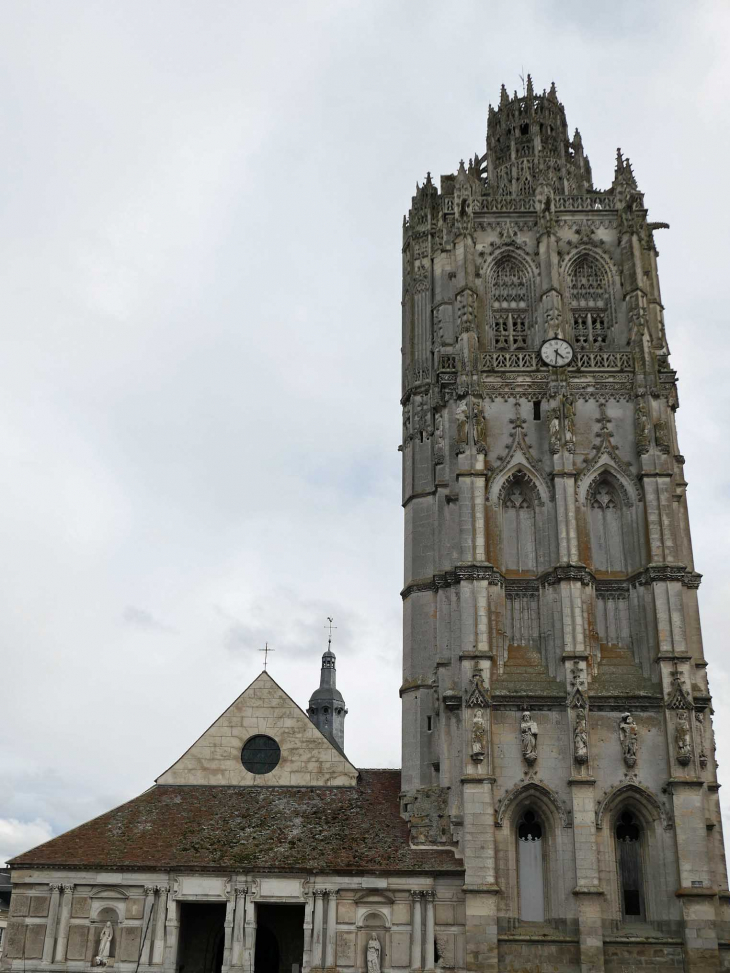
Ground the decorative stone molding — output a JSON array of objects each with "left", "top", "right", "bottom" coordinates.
[
  {"left": 595, "top": 781, "right": 672, "bottom": 831},
  {"left": 495, "top": 779, "right": 572, "bottom": 829}
]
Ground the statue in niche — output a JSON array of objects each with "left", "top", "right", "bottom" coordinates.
[
  {"left": 366, "top": 934, "right": 381, "bottom": 973},
  {"left": 573, "top": 709, "right": 588, "bottom": 764},
  {"left": 675, "top": 710, "right": 692, "bottom": 766},
  {"left": 547, "top": 408, "right": 560, "bottom": 454},
  {"left": 654, "top": 419, "right": 669, "bottom": 453},
  {"left": 696, "top": 712, "right": 708, "bottom": 770},
  {"left": 520, "top": 711, "right": 538, "bottom": 765},
  {"left": 563, "top": 395, "right": 576, "bottom": 451},
  {"left": 434, "top": 412, "right": 444, "bottom": 464},
  {"left": 635, "top": 400, "right": 650, "bottom": 454},
  {"left": 619, "top": 712, "right": 638, "bottom": 767},
  {"left": 471, "top": 708, "right": 486, "bottom": 762},
  {"left": 95, "top": 922, "right": 114, "bottom": 967},
  {"left": 455, "top": 399, "right": 469, "bottom": 450},
  {"left": 473, "top": 399, "right": 487, "bottom": 454}
]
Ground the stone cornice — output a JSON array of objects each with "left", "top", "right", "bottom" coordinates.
[{"left": 401, "top": 563, "right": 701, "bottom": 599}]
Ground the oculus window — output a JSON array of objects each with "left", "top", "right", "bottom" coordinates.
[{"left": 241, "top": 735, "right": 281, "bottom": 775}]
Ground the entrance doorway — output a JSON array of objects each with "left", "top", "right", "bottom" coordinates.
[
  {"left": 254, "top": 904, "right": 305, "bottom": 973},
  {"left": 178, "top": 903, "right": 226, "bottom": 973}
]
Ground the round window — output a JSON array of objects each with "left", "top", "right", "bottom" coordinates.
[{"left": 241, "top": 735, "right": 281, "bottom": 775}]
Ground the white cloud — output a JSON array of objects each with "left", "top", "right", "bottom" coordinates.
[{"left": 0, "top": 819, "right": 54, "bottom": 868}]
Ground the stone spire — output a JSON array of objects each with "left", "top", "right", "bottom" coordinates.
[{"left": 307, "top": 634, "right": 347, "bottom": 752}]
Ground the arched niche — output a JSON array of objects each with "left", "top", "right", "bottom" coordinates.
[
  {"left": 357, "top": 910, "right": 389, "bottom": 973},
  {"left": 497, "top": 470, "right": 542, "bottom": 574}
]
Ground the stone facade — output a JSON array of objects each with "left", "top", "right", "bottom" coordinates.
[
  {"left": 5, "top": 78, "right": 730, "bottom": 973},
  {"left": 400, "top": 77, "right": 730, "bottom": 969}
]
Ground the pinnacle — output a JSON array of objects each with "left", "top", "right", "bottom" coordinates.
[{"left": 548, "top": 81, "right": 558, "bottom": 101}]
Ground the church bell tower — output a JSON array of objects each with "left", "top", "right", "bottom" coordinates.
[{"left": 400, "top": 78, "right": 729, "bottom": 971}]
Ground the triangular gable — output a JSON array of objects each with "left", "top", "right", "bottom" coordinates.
[{"left": 156, "top": 671, "right": 358, "bottom": 787}]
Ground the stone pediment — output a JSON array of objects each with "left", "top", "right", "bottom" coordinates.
[{"left": 156, "top": 671, "right": 358, "bottom": 788}]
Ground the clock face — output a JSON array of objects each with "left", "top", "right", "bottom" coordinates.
[{"left": 540, "top": 338, "right": 574, "bottom": 368}]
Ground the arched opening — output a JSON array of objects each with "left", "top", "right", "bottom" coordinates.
[
  {"left": 518, "top": 809, "right": 545, "bottom": 921},
  {"left": 501, "top": 472, "right": 538, "bottom": 573},
  {"left": 568, "top": 254, "right": 611, "bottom": 350},
  {"left": 589, "top": 477, "right": 626, "bottom": 573},
  {"left": 616, "top": 810, "right": 644, "bottom": 919},
  {"left": 490, "top": 258, "right": 531, "bottom": 351}
]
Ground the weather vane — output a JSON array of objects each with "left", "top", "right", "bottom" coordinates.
[
  {"left": 324, "top": 616, "right": 337, "bottom": 650},
  {"left": 260, "top": 641, "right": 275, "bottom": 670}
]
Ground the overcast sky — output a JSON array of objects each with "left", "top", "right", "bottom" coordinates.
[{"left": 1, "top": 0, "right": 729, "bottom": 866}]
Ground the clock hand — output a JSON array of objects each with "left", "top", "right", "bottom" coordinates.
[{"left": 555, "top": 350, "right": 566, "bottom": 363}]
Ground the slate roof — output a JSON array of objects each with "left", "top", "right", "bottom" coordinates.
[{"left": 10, "top": 770, "right": 462, "bottom": 875}]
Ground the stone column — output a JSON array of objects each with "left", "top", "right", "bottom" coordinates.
[
  {"left": 222, "top": 890, "right": 235, "bottom": 972},
  {"left": 153, "top": 886, "right": 168, "bottom": 966},
  {"left": 410, "top": 892, "right": 422, "bottom": 971},
  {"left": 243, "top": 889, "right": 256, "bottom": 973},
  {"left": 43, "top": 884, "right": 61, "bottom": 964},
  {"left": 311, "top": 889, "right": 325, "bottom": 969},
  {"left": 141, "top": 887, "right": 156, "bottom": 966},
  {"left": 54, "top": 884, "right": 74, "bottom": 962},
  {"left": 231, "top": 887, "right": 247, "bottom": 968},
  {"left": 324, "top": 889, "right": 337, "bottom": 969},
  {"left": 423, "top": 892, "right": 435, "bottom": 971},
  {"left": 164, "top": 888, "right": 179, "bottom": 972}
]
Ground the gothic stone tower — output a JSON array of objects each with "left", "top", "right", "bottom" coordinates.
[{"left": 400, "top": 78, "right": 730, "bottom": 972}]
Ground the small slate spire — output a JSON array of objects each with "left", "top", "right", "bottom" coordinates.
[{"left": 307, "top": 620, "right": 348, "bottom": 753}]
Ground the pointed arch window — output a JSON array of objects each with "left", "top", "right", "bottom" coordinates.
[
  {"left": 569, "top": 255, "right": 611, "bottom": 350},
  {"left": 490, "top": 258, "right": 530, "bottom": 351},
  {"left": 616, "top": 810, "right": 644, "bottom": 918},
  {"left": 518, "top": 809, "right": 545, "bottom": 921},
  {"left": 502, "top": 473, "right": 537, "bottom": 573},
  {"left": 589, "top": 477, "right": 626, "bottom": 573}
]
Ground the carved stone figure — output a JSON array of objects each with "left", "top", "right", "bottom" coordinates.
[
  {"left": 619, "top": 712, "right": 638, "bottom": 767},
  {"left": 563, "top": 395, "right": 575, "bottom": 451},
  {"left": 95, "top": 922, "right": 113, "bottom": 967},
  {"left": 696, "top": 712, "right": 708, "bottom": 770},
  {"left": 455, "top": 399, "right": 469, "bottom": 450},
  {"left": 434, "top": 412, "right": 444, "bottom": 464},
  {"left": 473, "top": 399, "right": 487, "bottom": 454},
  {"left": 366, "top": 934, "right": 381, "bottom": 973},
  {"left": 547, "top": 408, "right": 560, "bottom": 453},
  {"left": 654, "top": 419, "right": 669, "bottom": 453},
  {"left": 471, "top": 708, "right": 486, "bottom": 762},
  {"left": 635, "top": 401, "right": 650, "bottom": 455},
  {"left": 675, "top": 710, "right": 692, "bottom": 766},
  {"left": 573, "top": 710, "right": 588, "bottom": 764},
  {"left": 520, "top": 711, "right": 538, "bottom": 765}
]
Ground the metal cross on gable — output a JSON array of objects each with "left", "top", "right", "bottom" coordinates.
[{"left": 260, "top": 642, "right": 275, "bottom": 670}]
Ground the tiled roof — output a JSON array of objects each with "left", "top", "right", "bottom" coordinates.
[{"left": 10, "top": 770, "right": 462, "bottom": 874}]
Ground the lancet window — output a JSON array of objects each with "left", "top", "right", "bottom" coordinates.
[
  {"left": 518, "top": 809, "right": 545, "bottom": 921},
  {"left": 568, "top": 255, "right": 611, "bottom": 350},
  {"left": 589, "top": 477, "right": 626, "bottom": 573},
  {"left": 501, "top": 473, "right": 537, "bottom": 573},
  {"left": 490, "top": 258, "right": 530, "bottom": 351},
  {"left": 616, "top": 810, "right": 644, "bottom": 919}
]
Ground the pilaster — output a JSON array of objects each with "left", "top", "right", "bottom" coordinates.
[{"left": 42, "top": 884, "right": 61, "bottom": 964}]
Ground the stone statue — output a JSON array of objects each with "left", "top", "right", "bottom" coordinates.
[
  {"left": 455, "top": 399, "right": 469, "bottom": 449},
  {"left": 696, "top": 712, "right": 708, "bottom": 770},
  {"left": 547, "top": 408, "right": 560, "bottom": 453},
  {"left": 563, "top": 396, "right": 575, "bottom": 450},
  {"left": 366, "top": 934, "right": 381, "bottom": 973},
  {"left": 520, "top": 711, "right": 538, "bottom": 765},
  {"left": 573, "top": 713, "right": 588, "bottom": 764},
  {"left": 95, "top": 922, "right": 114, "bottom": 967},
  {"left": 471, "top": 708, "right": 486, "bottom": 761},
  {"left": 675, "top": 709, "right": 692, "bottom": 766},
  {"left": 434, "top": 412, "right": 444, "bottom": 464},
  {"left": 473, "top": 399, "right": 487, "bottom": 453},
  {"left": 619, "top": 712, "right": 638, "bottom": 767},
  {"left": 635, "top": 400, "right": 650, "bottom": 454}
]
